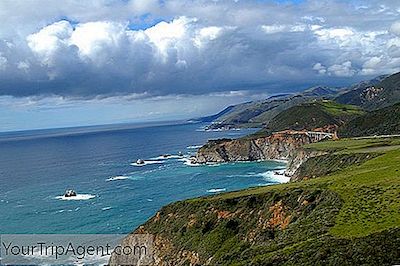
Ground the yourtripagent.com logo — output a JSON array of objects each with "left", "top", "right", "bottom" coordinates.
[{"left": 0, "top": 234, "right": 154, "bottom": 265}]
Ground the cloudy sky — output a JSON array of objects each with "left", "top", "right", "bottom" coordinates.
[{"left": 0, "top": 0, "right": 400, "bottom": 131}]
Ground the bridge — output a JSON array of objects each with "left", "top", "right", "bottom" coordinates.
[
  {"left": 273, "top": 130, "right": 336, "bottom": 141},
  {"left": 304, "top": 131, "right": 335, "bottom": 141}
]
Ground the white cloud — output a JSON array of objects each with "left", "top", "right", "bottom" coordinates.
[
  {"left": 312, "top": 63, "right": 326, "bottom": 75},
  {"left": 261, "top": 24, "right": 287, "bottom": 34},
  {"left": 0, "top": 53, "right": 7, "bottom": 70},
  {"left": 194, "top": 26, "right": 223, "bottom": 48},
  {"left": 17, "top": 61, "right": 30, "bottom": 71},
  {"left": 390, "top": 21, "right": 400, "bottom": 36},
  {"left": 0, "top": 0, "right": 398, "bottom": 99},
  {"left": 261, "top": 23, "right": 309, "bottom": 34},
  {"left": 27, "top": 20, "right": 73, "bottom": 65},
  {"left": 128, "top": 0, "right": 159, "bottom": 14},
  {"left": 69, "top": 21, "right": 127, "bottom": 62},
  {"left": 301, "top": 16, "right": 325, "bottom": 23},
  {"left": 328, "top": 61, "right": 356, "bottom": 77},
  {"left": 363, "top": 56, "right": 382, "bottom": 69},
  {"left": 144, "top": 17, "right": 193, "bottom": 58},
  {"left": 314, "top": 27, "right": 354, "bottom": 42}
]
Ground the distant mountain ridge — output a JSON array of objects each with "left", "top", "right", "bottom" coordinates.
[
  {"left": 202, "top": 87, "right": 341, "bottom": 129},
  {"left": 197, "top": 72, "right": 399, "bottom": 130},
  {"left": 335, "top": 73, "right": 397, "bottom": 110},
  {"left": 193, "top": 105, "right": 235, "bottom": 123}
]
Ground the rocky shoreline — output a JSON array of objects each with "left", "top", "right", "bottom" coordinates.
[
  {"left": 109, "top": 133, "right": 400, "bottom": 265},
  {"left": 193, "top": 130, "right": 331, "bottom": 180}
]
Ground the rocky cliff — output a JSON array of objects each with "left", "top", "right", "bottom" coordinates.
[
  {"left": 110, "top": 183, "right": 400, "bottom": 265},
  {"left": 110, "top": 187, "right": 346, "bottom": 265},
  {"left": 284, "top": 148, "right": 325, "bottom": 177},
  {"left": 110, "top": 137, "right": 400, "bottom": 265},
  {"left": 195, "top": 131, "right": 331, "bottom": 177}
]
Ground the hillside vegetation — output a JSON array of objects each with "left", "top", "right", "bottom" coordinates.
[
  {"left": 336, "top": 72, "right": 400, "bottom": 110},
  {"left": 264, "top": 100, "right": 363, "bottom": 133},
  {"left": 205, "top": 87, "right": 341, "bottom": 129},
  {"left": 338, "top": 102, "right": 400, "bottom": 137},
  {"left": 199, "top": 73, "right": 395, "bottom": 130},
  {"left": 117, "top": 137, "right": 400, "bottom": 265}
]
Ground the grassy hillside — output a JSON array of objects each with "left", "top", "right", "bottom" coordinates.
[
  {"left": 207, "top": 88, "right": 340, "bottom": 129},
  {"left": 209, "top": 94, "right": 299, "bottom": 128},
  {"left": 336, "top": 72, "right": 400, "bottom": 110},
  {"left": 338, "top": 102, "right": 400, "bottom": 137},
  {"left": 121, "top": 137, "right": 400, "bottom": 265},
  {"left": 264, "top": 100, "right": 364, "bottom": 133},
  {"left": 202, "top": 74, "right": 390, "bottom": 130}
]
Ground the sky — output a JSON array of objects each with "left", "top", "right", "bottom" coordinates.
[{"left": 0, "top": 0, "right": 400, "bottom": 131}]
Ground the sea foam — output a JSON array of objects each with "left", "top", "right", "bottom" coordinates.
[
  {"left": 179, "top": 158, "right": 201, "bottom": 166},
  {"left": 55, "top": 194, "right": 96, "bottom": 201},
  {"left": 186, "top": 145, "right": 203, "bottom": 149},
  {"left": 130, "top": 160, "right": 164, "bottom": 166},
  {"left": 106, "top": 175, "right": 130, "bottom": 181},
  {"left": 151, "top": 154, "right": 182, "bottom": 160},
  {"left": 261, "top": 170, "right": 290, "bottom": 183},
  {"left": 207, "top": 188, "right": 226, "bottom": 193}
]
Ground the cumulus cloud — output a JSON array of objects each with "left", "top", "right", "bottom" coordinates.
[
  {"left": 27, "top": 21, "right": 73, "bottom": 65},
  {"left": 327, "top": 61, "right": 356, "bottom": 77},
  {"left": 361, "top": 57, "right": 383, "bottom": 75},
  {"left": 390, "top": 21, "right": 400, "bottom": 36},
  {"left": 0, "top": 0, "right": 400, "bottom": 99},
  {"left": 313, "top": 63, "right": 326, "bottom": 75}
]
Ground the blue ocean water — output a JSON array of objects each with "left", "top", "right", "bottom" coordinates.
[{"left": 0, "top": 122, "right": 286, "bottom": 234}]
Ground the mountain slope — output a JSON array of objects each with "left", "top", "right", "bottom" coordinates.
[
  {"left": 207, "top": 88, "right": 340, "bottom": 129},
  {"left": 338, "top": 102, "right": 400, "bottom": 137},
  {"left": 336, "top": 72, "right": 399, "bottom": 110},
  {"left": 265, "top": 100, "right": 364, "bottom": 133},
  {"left": 203, "top": 73, "right": 393, "bottom": 130},
  {"left": 193, "top": 105, "right": 235, "bottom": 123}
]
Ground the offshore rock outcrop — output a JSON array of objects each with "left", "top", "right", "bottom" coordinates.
[{"left": 194, "top": 130, "right": 332, "bottom": 177}]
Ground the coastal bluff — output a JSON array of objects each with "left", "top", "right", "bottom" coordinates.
[
  {"left": 194, "top": 130, "right": 332, "bottom": 177},
  {"left": 109, "top": 136, "right": 400, "bottom": 265}
]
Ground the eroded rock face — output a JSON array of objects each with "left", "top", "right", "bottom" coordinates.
[
  {"left": 361, "top": 86, "right": 384, "bottom": 102},
  {"left": 110, "top": 188, "right": 343, "bottom": 265},
  {"left": 195, "top": 131, "right": 328, "bottom": 176},
  {"left": 285, "top": 148, "right": 326, "bottom": 178}
]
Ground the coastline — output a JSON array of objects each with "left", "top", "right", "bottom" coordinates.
[{"left": 110, "top": 136, "right": 400, "bottom": 265}]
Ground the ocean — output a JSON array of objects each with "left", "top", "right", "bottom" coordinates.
[{"left": 0, "top": 122, "right": 286, "bottom": 234}]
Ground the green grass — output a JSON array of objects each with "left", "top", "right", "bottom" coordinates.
[
  {"left": 319, "top": 100, "right": 364, "bottom": 116},
  {"left": 262, "top": 100, "right": 364, "bottom": 134},
  {"left": 126, "top": 137, "right": 400, "bottom": 265},
  {"left": 305, "top": 136, "right": 400, "bottom": 153},
  {"left": 326, "top": 150, "right": 400, "bottom": 237},
  {"left": 209, "top": 137, "right": 400, "bottom": 238},
  {"left": 338, "top": 102, "right": 400, "bottom": 137}
]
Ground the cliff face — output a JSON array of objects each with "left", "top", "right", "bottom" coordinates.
[
  {"left": 111, "top": 188, "right": 345, "bottom": 265},
  {"left": 110, "top": 186, "right": 400, "bottom": 265},
  {"left": 285, "top": 148, "right": 325, "bottom": 177},
  {"left": 290, "top": 152, "right": 380, "bottom": 182},
  {"left": 195, "top": 131, "right": 331, "bottom": 176},
  {"left": 110, "top": 137, "right": 400, "bottom": 265}
]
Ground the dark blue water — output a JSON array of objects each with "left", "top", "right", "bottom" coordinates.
[{"left": 0, "top": 122, "right": 286, "bottom": 234}]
